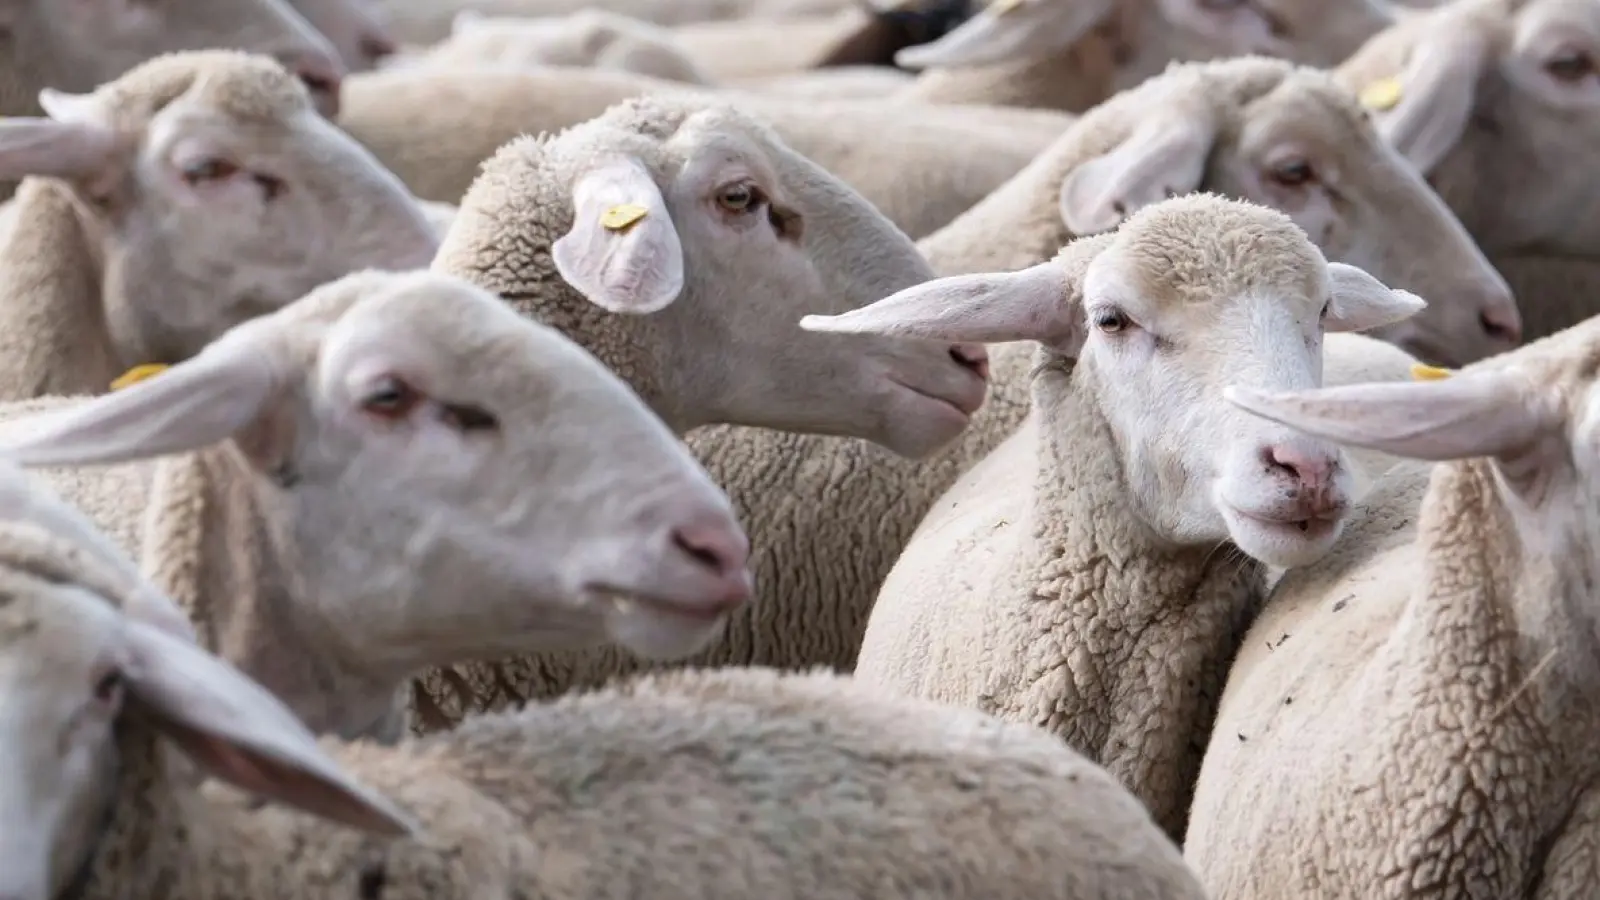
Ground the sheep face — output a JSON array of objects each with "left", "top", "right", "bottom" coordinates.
[
  {"left": 1226, "top": 312, "right": 1600, "bottom": 583},
  {"left": 803, "top": 195, "right": 1427, "bottom": 568},
  {"left": 520, "top": 99, "right": 990, "bottom": 459},
  {"left": 7, "top": 0, "right": 346, "bottom": 117},
  {"left": 896, "top": 0, "right": 1392, "bottom": 75},
  {"left": 286, "top": 0, "right": 398, "bottom": 72},
  {"left": 1337, "top": 0, "right": 1600, "bottom": 257},
  {"left": 1056, "top": 57, "right": 1520, "bottom": 367},
  {"left": 0, "top": 51, "right": 439, "bottom": 369},
  {"left": 0, "top": 565, "right": 415, "bottom": 900},
  {"left": 0, "top": 271, "right": 755, "bottom": 671}
]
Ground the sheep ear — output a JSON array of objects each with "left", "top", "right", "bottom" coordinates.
[
  {"left": 894, "top": 0, "right": 1114, "bottom": 69},
  {"left": 1323, "top": 263, "right": 1428, "bottom": 333},
  {"left": 0, "top": 338, "right": 283, "bottom": 468},
  {"left": 122, "top": 619, "right": 419, "bottom": 837},
  {"left": 801, "top": 260, "right": 1086, "bottom": 357},
  {"left": 552, "top": 157, "right": 685, "bottom": 315},
  {"left": 1361, "top": 31, "right": 1487, "bottom": 176},
  {"left": 0, "top": 116, "right": 118, "bottom": 184},
  {"left": 1058, "top": 114, "right": 1216, "bottom": 235},
  {"left": 1154, "top": 0, "right": 1285, "bottom": 54},
  {"left": 1223, "top": 370, "right": 1548, "bottom": 462}
]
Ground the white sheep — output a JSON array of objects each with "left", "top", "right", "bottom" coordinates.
[
  {"left": 814, "top": 195, "right": 1426, "bottom": 842},
  {"left": 416, "top": 8, "right": 714, "bottom": 83},
  {"left": 1335, "top": 0, "right": 1600, "bottom": 343},
  {"left": 0, "top": 51, "right": 440, "bottom": 402},
  {"left": 0, "top": 489, "right": 1208, "bottom": 900},
  {"left": 887, "top": 0, "right": 1398, "bottom": 111},
  {"left": 0, "top": 0, "right": 344, "bottom": 127},
  {"left": 287, "top": 0, "right": 401, "bottom": 72},
  {"left": 409, "top": 93, "right": 988, "bottom": 722},
  {"left": 335, "top": 66, "right": 1071, "bottom": 236},
  {"left": 0, "top": 268, "right": 755, "bottom": 744},
  {"left": 1183, "top": 312, "right": 1600, "bottom": 898}
]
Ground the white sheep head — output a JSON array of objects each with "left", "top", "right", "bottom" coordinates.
[
  {"left": 1336, "top": 0, "right": 1600, "bottom": 257},
  {"left": 441, "top": 96, "right": 992, "bottom": 459},
  {"left": 0, "top": 51, "right": 438, "bottom": 367},
  {"left": 0, "top": 270, "right": 754, "bottom": 669},
  {"left": 803, "top": 194, "right": 1426, "bottom": 568},
  {"left": 1053, "top": 55, "right": 1521, "bottom": 366},
  {"left": 0, "top": 465, "right": 416, "bottom": 899}
]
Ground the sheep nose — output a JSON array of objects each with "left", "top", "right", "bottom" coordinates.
[
  {"left": 359, "top": 32, "right": 400, "bottom": 67},
  {"left": 279, "top": 49, "right": 346, "bottom": 117},
  {"left": 670, "top": 522, "right": 753, "bottom": 613},
  {"left": 949, "top": 343, "right": 990, "bottom": 381},
  {"left": 1480, "top": 307, "right": 1522, "bottom": 348},
  {"left": 1263, "top": 443, "right": 1338, "bottom": 494}
]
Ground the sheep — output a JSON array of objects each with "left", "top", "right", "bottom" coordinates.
[
  {"left": 0, "top": 51, "right": 440, "bottom": 404},
  {"left": 371, "top": 0, "right": 859, "bottom": 44},
  {"left": 409, "top": 62, "right": 1509, "bottom": 727},
  {"left": 337, "top": 66, "right": 1071, "bottom": 236},
  {"left": 415, "top": 9, "right": 714, "bottom": 83},
  {"left": 1335, "top": 0, "right": 1600, "bottom": 343},
  {"left": 0, "top": 0, "right": 344, "bottom": 129},
  {"left": 810, "top": 0, "right": 978, "bottom": 69},
  {"left": 0, "top": 268, "right": 757, "bottom": 745},
  {"left": 808, "top": 195, "right": 1424, "bottom": 843},
  {"left": 287, "top": 0, "right": 401, "bottom": 71},
  {"left": 0, "top": 478, "right": 1210, "bottom": 900},
  {"left": 888, "top": 0, "right": 1397, "bottom": 112},
  {"left": 1182, "top": 312, "right": 1600, "bottom": 898}
]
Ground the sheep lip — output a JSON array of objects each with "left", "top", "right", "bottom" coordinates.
[
  {"left": 1226, "top": 505, "right": 1342, "bottom": 536},
  {"left": 890, "top": 378, "right": 981, "bottom": 420},
  {"left": 590, "top": 585, "right": 729, "bottom": 624}
]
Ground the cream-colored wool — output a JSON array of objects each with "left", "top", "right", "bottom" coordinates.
[
  {"left": 1185, "top": 313, "right": 1600, "bottom": 898},
  {"left": 336, "top": 65, "right": 1068, "bottom": 237},
  {"left": 0, "top": 51, "right": 437, "bottom": 403}
]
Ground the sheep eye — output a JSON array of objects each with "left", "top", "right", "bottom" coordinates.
[
  {"left": 361, "top": 376, "right": 422, "bottom": 420},
  {"left": 715, "top": 182, "right": 760, "bottom": 213},
  {"left": 181, "top": 158, "right": 239, "bottom": 184},
  {"left": 92, "top": 669, "right": 123, "bottom": 706},
  {"left": 440, "top": 403, "right": 499, "bottom": 433},
  {"left": 1268, "top": 159, "right": 1315, "bottom": 187},
  {"left": 1094, "top": 309, "right": 1130, "bottom": 333},
  {"left": 1545, "top": 49, "right": 1595, "bottom": 82}
]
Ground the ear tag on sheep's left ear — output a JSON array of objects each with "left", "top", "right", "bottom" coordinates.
[
  {"left": 1410, "top": 363, "right": 1453, "bottom": 381},
  {"left": 600, "top": 204, "right": 650, "bottom": 234},
  {"left": 1359, "top": 76, "right": 1404, "bottom": 112},
  {"left": 110, "top": 363, "right": 170, "bottom": 391}
]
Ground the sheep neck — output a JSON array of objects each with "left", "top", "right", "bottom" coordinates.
[
  {"left": 140, "top": 446, "right": 408, "bottom": 744},
  {"left": 1373, "top": 460, "right": 1600, "bottom": 846},
  {"left": 985, "top": 358, "right": 1265, "bottom": 842}
]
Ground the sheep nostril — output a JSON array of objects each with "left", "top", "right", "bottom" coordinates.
[{"left": 950, "top": 345, "right": 990, "bottom": 381}]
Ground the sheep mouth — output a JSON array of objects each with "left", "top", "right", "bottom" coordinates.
[
  {"left": 1226, "top": 506, "right": 1343, "bottom": 541},
  {"left": 591, "top": 586, "right": 729, "bottom": 625},
  {"left": 890, "top": 378, "right": 982, "bottom": 421}
]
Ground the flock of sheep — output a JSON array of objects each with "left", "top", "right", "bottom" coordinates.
[{"left": 0, "top": 0, "right": 1595, "bottom": 896}]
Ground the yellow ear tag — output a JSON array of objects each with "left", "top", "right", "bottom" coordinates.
[
  {"left": 110, "top": 363, "right": 170, "bottom": 391},
  {"left": 600, "top": 203, "right": 649, "bottom": 233},
  {"left": 1359, "top": 76, "right": 1403, "bottom": 112},
  {"left": 991, "top": 0, "right": 1026, "bottom": 13},
  {"left": 1409, "top": 363, "right": 1453, "bottom": 382}
]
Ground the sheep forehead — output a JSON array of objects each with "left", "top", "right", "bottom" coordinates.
[
  {"left": 1516, "top": 0, "right": 1600, "bottom": 39},
  {"left": 571, "top": 101, "right": 789, "bottom": 197},
  {"left": 1156, "top": 55, "right": 1295, "bottom": 106},
  {"left": 1107, "top": 196, "right": 1325, "bottom": 315},
  {"left": 91, "top": 50, "right": 310, "bottom": 131}
]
